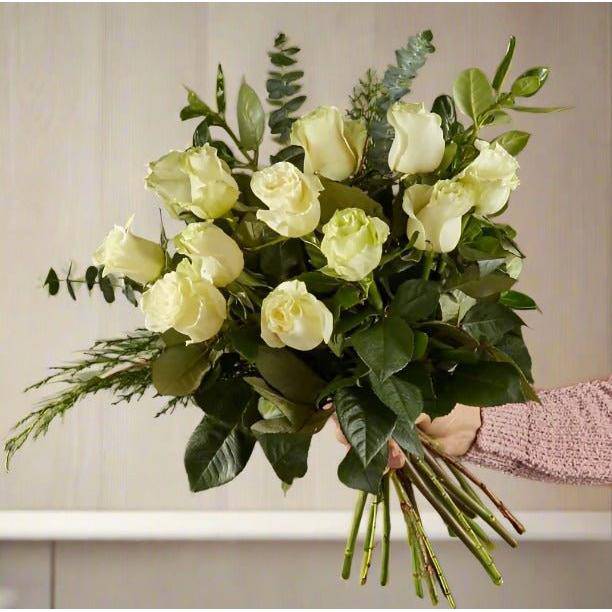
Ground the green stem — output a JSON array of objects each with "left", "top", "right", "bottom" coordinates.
[
  {"left": 367, "top": 278, "right": 384, "bottom": 313},
  {"left": 219, "top": 120, "right": 254, "bottom": 164},
  {"left": 421, "top": 251, "right": 435, "bottom": 280},
  {"left": 342, "top": 491, "right": 367, "bottom": 580},
  {"left": 391, "top": 474, "right": 424, "bottom": 599},
  {"left": 423, "top": 451, "right": 517, "bottom": 547},
  {"left": 467, "top": 516, "right": 495, "bottom": 551},
  {"left": 380, "top": 473, "right": 391, "bottom": 586},
  {"left": 359, "top": 491, "right": 381, "bottom": 585},
  {"left": 400, "top": 462, "right": 503, "bottom": 586}
]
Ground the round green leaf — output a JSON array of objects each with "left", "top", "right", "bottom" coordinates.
[
  {"left": 453, "top": 68, "right": 495, "bottom": 121},
  {"left": 237, "top": 81, "right": 265, "bottom": 150},
  {"left": 152, "top": 344, "right": 210, "bottom": 396}
]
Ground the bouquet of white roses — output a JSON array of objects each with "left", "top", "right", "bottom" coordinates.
[{"left": 7, "top": 31, "right": 566, "bottom": 607}]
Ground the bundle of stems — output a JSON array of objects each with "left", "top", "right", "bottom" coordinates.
[{"left": 341, "top": 436, "right": 525, "bottom": 608}]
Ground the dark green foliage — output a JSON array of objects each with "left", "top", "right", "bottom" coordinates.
[{"left": 338, "top": 446, "right": 387, "bottom": 494}]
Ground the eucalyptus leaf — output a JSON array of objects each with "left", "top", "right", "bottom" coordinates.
[
  {"left": 237, "top": 81, "right": 265, "bottom": 150},
  {"left": 85, "top": 266, "right": 98, "bottom": 291}
]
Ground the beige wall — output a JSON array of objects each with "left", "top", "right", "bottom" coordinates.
[{"left": 1, "top": 3, "right": 610, "bottom": 514}]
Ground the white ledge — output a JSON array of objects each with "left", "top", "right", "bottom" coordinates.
[{"left": 0, "top": 511, "right": 609, "bottom": 542}]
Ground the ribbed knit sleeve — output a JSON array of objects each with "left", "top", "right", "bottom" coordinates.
[{"left": 464, "top": 377, "right": 612, "bottom": 485}]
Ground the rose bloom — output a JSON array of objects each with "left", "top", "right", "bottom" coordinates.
[
  {"left": 174, "top": 222, "right": 244, "bottom": 287},
  {"left": 251, "top": 162, "right": 323, "bottom": 237},
  {"left": 93, "top": 215, "right": 165, "bottom": 285},
  {"left": 290, "top": 106, "right": 366, "bottom": 181},
  {"left": 260, "top": 280, "right": 333, "bottom": 351},
  {"left": 321, "top": 208, "right": 390, "bottom": 281},
  {"left": 141, "top": 259, "right": 226, "bottom": 344},
  {"left": 145, "top": 144, "right": 239, "bottom": 220}
]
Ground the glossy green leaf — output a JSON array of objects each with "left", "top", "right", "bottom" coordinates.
[
  {"left": 97, "top": 270, "right": 115, "bottom": 303},
  {"left": 369, "top": 372, "right": 423, "bottom": 424},
  {"left": 184, "top": 415, "right": 255, "bottom": 492},
  {"left": 492, "top": 130, "right": 531, "bottom": 156},
  {"left": 390, "top": 279, "right": 440, "bottom": 322},
  {"left": 152, "top": 344, "right": 210, "bottom": 396},
  {"left": 461, "top": 302, "right": 524, "bottom": 344},
  {"left": 257, "top": 432, "right": 311, "bottom": 484},
  {"left": 334, "top": 386, "right": 396, "bottom": 467},
  {"left": 494, "top": 330, "right": 534, "bottom": 383},
  {"left": 500, "top": 290, "right": 539, "bottom": 310},
  {"left": 237, "top": 81, "right": 265, "bottom": 150},
  {"left": 492, "top": 36, "right": 516, "bottom": 92},
  {"left": 255, "top": 346, "right": 325, "bottom": 405},
  {"left": 443, "top": 362, "right": 525, "bottom": 406},
  {"left": 215, "top": 64, "right": 226, "bottom": 114},
  {"left": 511, "top": 105, "right": 570, "bottom": 114},
  {"left": 192, "top": 120, "right": 210, "bottom": 147},
  {"left": 453, "top": 68, "right": 495, "bottom": 121},
  {"left": 338, "top": 446, "right": 387, "bottom": 494},
  {"left": 318, "top": 178, "right": 386, "bottom": 224},
  {"left": 194, "top": 378, "right": 256, "bottom": 424},
  {"left": 352, "top": 316, "right": 414, "bottom": 381},
  {"left": 513, "top": 66, "right": 549, "bottom": 97}
]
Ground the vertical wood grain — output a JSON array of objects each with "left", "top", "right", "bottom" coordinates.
[
  {"left": 0, "top": 3, "right": 610, "bottom": 511},
  {"left": 0, "top": 543, "right": 52, "bottom": 608}
]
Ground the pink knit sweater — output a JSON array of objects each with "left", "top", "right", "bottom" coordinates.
[{"left": 464, "top": 377, "right": 612, "bottom": 485}]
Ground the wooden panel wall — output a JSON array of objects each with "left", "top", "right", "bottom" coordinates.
[{"left": 0, "top": 3, "right": 610, "bottom": 512}]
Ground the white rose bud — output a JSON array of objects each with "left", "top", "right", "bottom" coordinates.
[
  {"left": 260, "top": 280, "right": 333, "bottom": 351},
  {"left": 387, "top": 102, "right": 445, "bottom": 175},
  {"left": 403, "top": 180, "right": 474, "bottom": 253},
  {"left": 290, "top": 106, "right": 366, "bottom": 181},
  {"left": 320, "top": 208, "right": 390, "bottom": 281},
  {"left": 141, "top": 259, "right": 226, "bottom": 344},
  {"left": 461, "top": 140, "right": 519, "bottom": 216},
  {"left": 250, "top": 162, "right": 323, "bottom": 237},
  {"left": 174, "top": 222, "right": 244, "bottom": 287},
  {"left": 145, "top": 144, "right": 239, "bottom": 220},
  {"left": 92, "top": 215, "right": 165, "bottom": 285}
]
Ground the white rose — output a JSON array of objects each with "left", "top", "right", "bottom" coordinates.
[
  {"left": 387, "top": 102, "right": 445, "bottom": 175},
  {"left": 145, "top": 144, "right": 239, "bottom": 220},
  {"left": 320, "top": 208, "right": 390, "bottom": 281},
  {"left": 92, "top": 215, "right": 165, "bottom": 285},
  {"left": 290, "top": 106, "right": 366, "bottom": 181},
  {"left": 260, "top": 280, "right": 333, "bottom": 351},
  {"left": 141, "top": 259, "right": 226, "bottom": 343},
  {"left": 460, "top": 140, "right": 519, "bottom": 215},
  {"left": 403, "top": 180, "right": 474, "bottom": 253},
  {"left": 174, "top": 222, "right": 244, "bottom": 287},
  {"left": 250, "top": 162, "right": 323, "bottom": 237}
]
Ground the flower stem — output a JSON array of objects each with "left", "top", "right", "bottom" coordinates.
[
  {"left": 421, "top": 251, "right": 435, "bottom": 280},
  {"left": 341, "top": 491, "right": 367, "bottom": 580},
  {"left": 380, "top": 473, "right": 391, "bottom": 586},
  {"left": 421, "top": 438, "right": 525, "bottom": 535},
  {"left": 400, "top": 461, "right": 503, "bottom": 586},
  {"left": 359, "top": 491, "right": 381, "bottom": 585}
]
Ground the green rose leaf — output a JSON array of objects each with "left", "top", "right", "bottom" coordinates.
[
  {"left": 152, "top": 344, "right": 210, "bottom": 397},
  {"left": 461, "top": 302, "right": 524, "bottom": 344},
  {"left": 194, "top": 378, "right": 256, "bottom": 425},
  {"left": 369, "top": 372, "right": 423, "bottom": 424},
  {"left": 494, "top": 330, "right": 534, "bottom": 384},
  {"left": 492, "top": 130, "right": 531, "bottom": 156},
  {"left": 392, "top": 420, "right": 423, "bottom": 457},
  {"left": 442, "top": 362, "right": 524, "bottom": 406},
  {"left": 184, "top": 415, "right": 255, "bottom": 492},
  {"left": 453, "top": 68, "right": 495, "bottom": 122},
  {"left": 254, "top": 346, "right": 325, "bottom": 405},
  {"left": 511, "top": 66, "right": 549, "bottom": 98},
  {"left": 500, "top": 290, "right": 539, "bottom": 311},
  {"left": 492, "top": 36, "right": 516, "bottom": 92},
  {"left": 390, "top": 279, "right": 440, "bottom": 322},
  {"left": 334, "top": 386, "right": 396, "bottom": 467},
  {"left": 237, "top": 81, "right": 265, "bottom": 150},
  {"left": 401, "top": 362, "right": 454, "bottom": 419},
  {"left": 486, "top": 343, "right": 538, "bottom": 401},
  {"left": 338, "top": 446, "right": 387, "bottom": 494},
  {"left": 352, "top": 316, "right": 414, "bottom": 381},
  {"left": 257, "top": 432, "right": 312, "bottom": 485},
  {"left": 318, "top": 178, "right": 386, "bottom": 224}
]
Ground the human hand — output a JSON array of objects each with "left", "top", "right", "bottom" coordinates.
[{"left": 330, "top": 403, "right": 481, "bottom": 468}]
